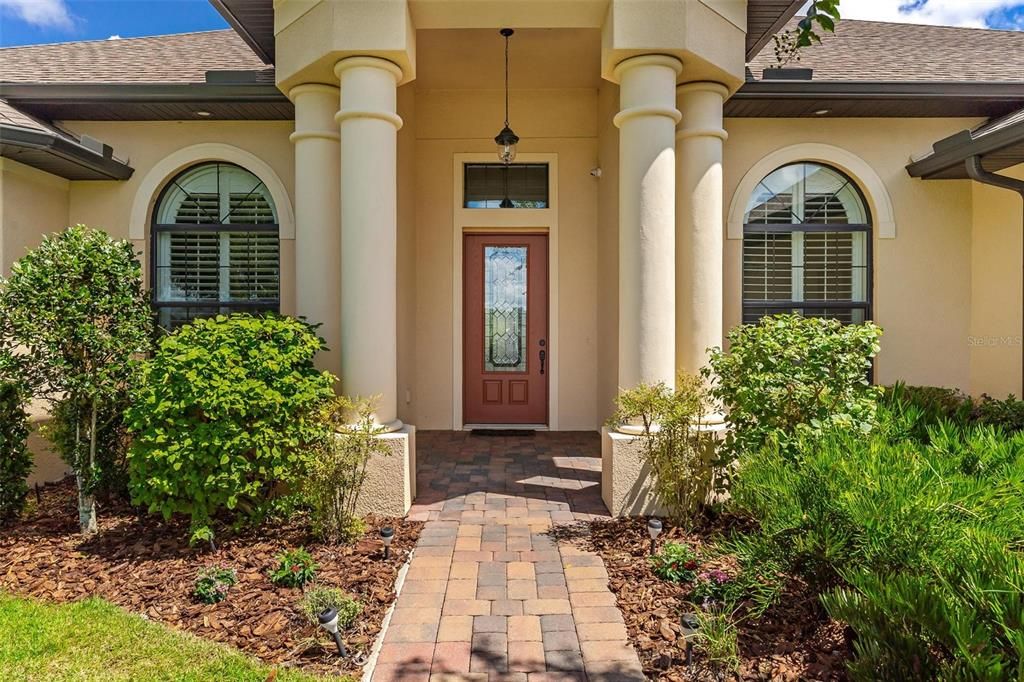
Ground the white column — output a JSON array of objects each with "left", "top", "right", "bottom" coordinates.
[
  {"left": 675, "top": 82, "right": 728, "bottom": 380},
  {"left": 289, "top": 84, "right": 341, "bottom": 378},
  {"left": 614, "top": 55, "right": 682, "bottom": 404},
  {"left": 334, "top": 56, "right": 404, "bottom": 430}
]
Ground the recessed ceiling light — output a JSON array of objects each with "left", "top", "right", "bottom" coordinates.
[
  {"left": 813, "top": 109, "right": 830, "bottom": 116},
  {"left": 195, "top": 111, "right": 212, "bottom": 117}
]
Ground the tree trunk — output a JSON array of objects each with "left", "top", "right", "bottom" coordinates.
[{"left": 77, "top": 399, "right": 98, "bottom": 535}]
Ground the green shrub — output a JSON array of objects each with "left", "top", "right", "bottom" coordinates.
[
  {"left": 732, "top": 418, "right": 1024, "bottom": 677},
  {"left": 707, "top": 314, "right": 882, "bottom": 461},
  {"left": 193, "top": 566, "right": 238, "bottom": 604},
  {"left": 972, "top": 393, "right": 1024, "bottom": 433},
  {"left": 649, "top": 542, "right": 700, "bottom": 583},
  {"left": 608, "top": 374, "right": 719, "bottom": 522},
  {"left": 305, "top": 396, "right": 386, "bottom": 543},
  {"left": 298, "top": 586, "right": 361, "bottom": 627},
  {"left": 0, "top": 225, "right": 152, "bottom": 534},
  {"left": 0, "top": 383, "right": 32, "bottom": 522},
  {"left": 126, "top": 314, "right": 334, "bottom": 534},
  {"left": 270, "top": 548, "right": 317, "bottom": 588}
]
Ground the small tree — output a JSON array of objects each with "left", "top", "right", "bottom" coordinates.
[{"left": 0, "top": 226, "right": 152, "bottom": 534}]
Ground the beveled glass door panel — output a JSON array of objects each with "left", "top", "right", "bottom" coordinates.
[
  {"left": 464, "top": 234, "right": 548, "bottom": 424},
  {"left": 484, "top": 246, "right": 528, "bottom": 372}
]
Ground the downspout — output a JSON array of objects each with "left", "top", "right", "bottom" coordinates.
[{"left": 966, "top": 155, "right": 1024, "bottom": 395}]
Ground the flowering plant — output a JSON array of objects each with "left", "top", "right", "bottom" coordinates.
[
  {"left": 692, "top": 568, "right": 734, "bottom": 603},
  {"left": 649, "top": 542, "right": 701, "bottom": 583},
  {"left": 270, "top": 547, "right": 318, "bottom": 588},
  {"left": 193, "top": 565, "right": 238, "bottom": 604}
]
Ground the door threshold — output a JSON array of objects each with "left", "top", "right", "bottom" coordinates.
[{"left": 464, "top": 423, "right": 549, "bottom": 432}]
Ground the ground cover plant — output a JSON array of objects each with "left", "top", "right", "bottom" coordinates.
[
  {"left": 0, "top": 226, "right": 152, "bottom": 534},
  {"left": 270, "top": 547, "right": 318, "bottom": 588},
  {"left": 0, "top": 594, "right": 324, "bottom": 681},
  {"left": 126, "top": 314, "right": 335, "bottom": 541},
  {"left": 193, "top": 565, "right": 238, "bottom": 605}
]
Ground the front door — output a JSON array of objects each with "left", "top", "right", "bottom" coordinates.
[{"left": 464, "top": 233, "right": 549, "bottom": 425}]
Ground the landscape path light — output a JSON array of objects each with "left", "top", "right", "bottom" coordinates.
[
  {"left": 681, "top": 611, "right": 700, "bottom": 666},
  {"left": 380, "top": 526, "right": 395, "bottom": 560},
  {"left": 647, "top": 517, "right": 663, "bottom": 556},
  {"left": 318, "top": 607, "right": 347, "bottom": 657}
]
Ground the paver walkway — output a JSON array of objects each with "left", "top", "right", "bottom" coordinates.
[{"left": 371, "top": 431, "right": 646, "bottom": 682}]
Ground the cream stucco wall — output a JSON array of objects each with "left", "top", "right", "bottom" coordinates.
[
  {"left": 969, "top": 163, "right": 1024, "bottom": 398},
  {"left": 723, "top": 118, "right": 980, "bottom": 393},
  {"left": 0, "top": 158, "right": 69, "bottom": 276}
]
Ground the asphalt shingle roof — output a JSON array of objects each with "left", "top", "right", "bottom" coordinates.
[
  {"left": 748, "top": 18, "right": 1024, "bottom": 82},
  {"left": 0, "top": 29, "right": 270, "bottom": 84}
]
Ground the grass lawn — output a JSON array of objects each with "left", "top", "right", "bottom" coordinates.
[{"left": 0, "top": 594, "right": 327, "bottom": 681}]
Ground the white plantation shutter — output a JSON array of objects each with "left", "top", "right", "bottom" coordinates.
[
  {"left": 742, "top": 163, "right": 870, "bottom": 325},
  {"left": 154, "top": 163, "right": 280, "bottom": 329}
]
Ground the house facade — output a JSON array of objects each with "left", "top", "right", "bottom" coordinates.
[{"left": 2, "top": 0, "right": 1023, "bottom": 515}]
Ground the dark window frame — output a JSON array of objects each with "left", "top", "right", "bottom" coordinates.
[
  {"left": 150, "top": 161, "right": 281, "bottom": 332},
  {"left": 742, "top": 163, "right": 874, "bottom": 325},
  {"left": 463, "top": 162, "right": 550, "bottom": 209}
]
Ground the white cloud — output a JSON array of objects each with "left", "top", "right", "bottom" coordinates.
[
  {"left": 0, "top": 0, "right": 74, "bottom": 30},
  {"left": 811, "top": 0, "right": 1023, "bottom": 29},
  {"left": 107, "top": 34, "right": 121, "bottom": 40}
]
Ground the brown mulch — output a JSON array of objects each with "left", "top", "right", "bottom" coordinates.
[
  {"left": 559, "top": 517, "right": 849, "bottom": 681},
  {"left": 0, "top": 479, "right": 423, "bottom": 678}
]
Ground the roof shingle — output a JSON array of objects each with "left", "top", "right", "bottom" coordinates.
[
  {"left": 748, "top": 18, "right": 1024, "bottom": 82},
  {"left": 0, "top": 29, "right": 270, "bottom": 84}
]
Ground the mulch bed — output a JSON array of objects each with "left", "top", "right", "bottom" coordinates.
[
  {"left": 563, "top": 517, "right": 849, "bottom": 681},
  {"left": 0, "top": 479, "right": 423, "bottom": 678}
]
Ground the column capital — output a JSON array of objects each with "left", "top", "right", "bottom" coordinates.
[
  {"left": 611, "top": 54, "right": 682, "bottom": 83},
  {"left": 289, "top": 83, "right": 341, "bottom": 144},
  {"left": 333, "top": 56, "right": 405, "bottom": 82},
  {"left": 288, "top": 83, "right": 340, "bottom": 100},
  {"left": 675, "top": 81, "right": 730, "bottom": 98}
]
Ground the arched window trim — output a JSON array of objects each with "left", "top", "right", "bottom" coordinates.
[
  {"left": 150, "top": 161, "right": 281, "bottom": 331},
  {"left": 742, "top": 161, "right": 873, "bottom": 325}
]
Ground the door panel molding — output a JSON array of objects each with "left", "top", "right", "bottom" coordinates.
[{"left": 451, "top": 152, "right": 559, "bottom": 430}]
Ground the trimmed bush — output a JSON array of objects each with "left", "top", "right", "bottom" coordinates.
[
  {"left": 707, "top": 314, "right": 882, "bottom": 460},
  {"left": 126, "top": 314, "right": 334, "bottom": 535},
  {"left": 0, "top": 383, "right": 32, "bottom": 522}
]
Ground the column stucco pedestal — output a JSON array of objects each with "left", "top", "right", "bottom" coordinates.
[
  {"left": 601, "top": 422, "right": 729, "bottom": 518},
  {"left": 353, "top": 425, "right": 417, "bottom": 517}
]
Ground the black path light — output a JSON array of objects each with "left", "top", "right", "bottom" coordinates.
[
  {"left": 380, "top": 526, "right": 395, "bottom": 560},
  {"left": 318, "top": 607, "right": 347, "bottom": 657},
  {"left": 680, "top": 611, "right": 700, "bottom": 666},
  {"left": 647, "top": 517, "right": 663, "bottom": 556},
  {"left": 494, "top": 28, "right": 519, "bottom": 172}
]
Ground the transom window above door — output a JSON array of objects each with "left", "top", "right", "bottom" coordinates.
[
  {"left": 464, "top": 163, "right": 549, "bottom": 208},
  {"left": 742, "top": 162, "right": 872, "bottom": 325},
  {"left": 152, "top": 162, "right": 280, "bottom": 331}
]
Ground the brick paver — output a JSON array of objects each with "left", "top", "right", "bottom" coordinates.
[{"left": 372, "top": 432, "right": 645, "bottom": 682}]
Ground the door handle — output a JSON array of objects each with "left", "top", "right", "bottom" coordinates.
[{"left": 539, "top": 349, "right": 546, "bottom": 375}]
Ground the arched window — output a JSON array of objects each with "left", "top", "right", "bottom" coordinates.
[
  {"left": 742, "top": 162, "right": 871, "bottom": 325},
  {"left": 152, "top": 162, "right": 280, "bottom": 330}
]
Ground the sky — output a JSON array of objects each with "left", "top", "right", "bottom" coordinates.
[{"left": 0, "top": 0, "right": 1022, "bottom": 48}]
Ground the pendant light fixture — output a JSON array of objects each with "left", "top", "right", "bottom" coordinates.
[{"left": 495, "top": 28, "right": 519, "bottom": 165}]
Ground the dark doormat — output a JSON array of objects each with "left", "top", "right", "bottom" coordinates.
[{"left": 470, "top": 429, "right": 537, "bottom": 437}]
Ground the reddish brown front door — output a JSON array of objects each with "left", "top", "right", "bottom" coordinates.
[{"left": 464, "top": 234, "right": 549, "bottom": 425}]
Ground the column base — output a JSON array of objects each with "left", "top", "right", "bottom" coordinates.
[
  {"left": 601, "top": 422, "right": 728, "bottom": 518},
  {"left": 354, "top": 424, "right": 417, "bottom": 517}
]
